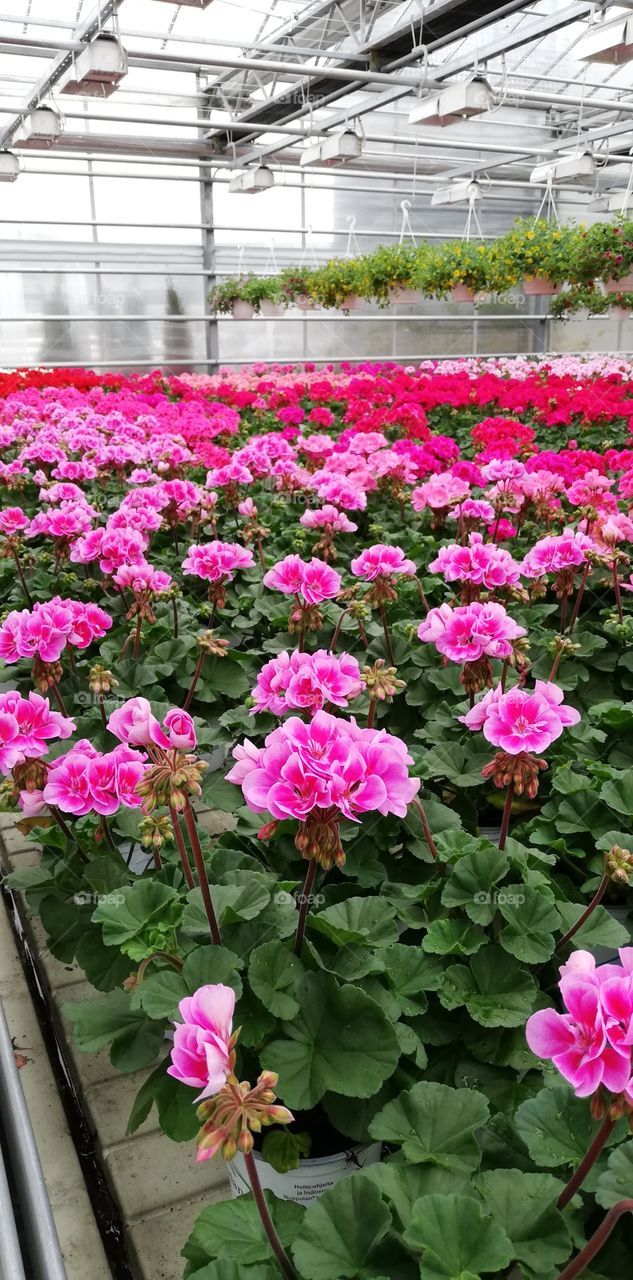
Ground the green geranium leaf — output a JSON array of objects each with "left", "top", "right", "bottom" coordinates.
[
  {"left": 381, "top": 944, "right": 444, "bottom": 1014},
  {"left": 556, "top": 903, "right": 631, "bottom": 949},
  {"left": 307, "top": 897, "right": 398, "bottom": 948},
  {"left": 188, "top": 1265, "right": 278, "bottom": 1280},
  {"left": 439, "top": 945, "right": 537, "bottom": 1028},
  {"left": 183, "top": 1194, "right": 304, "bottom": 1268},
  {"left": 249, "top": 942, "right": 304, "bottom": 1019},
  {"left": 261, "top": 1129, "right": 311, "bottom": 1174},
  {"left": 516, "top": 1087, "right": 623, "bottom": 1172},
  {"left": 600, "top": 769, "right": 633, "bottom": 817},
  {"left": 403, "top": 1194, "right": 513, "bottom": 1279},
  {"left": 369, "top": 1081, "right": 489, "bottom": 1174},
  {"left": 292, "top": 1176, "right": 391, "bottom": 1280},
  {"left": 64, "top": 989, "right": 164, "bottom": 1073},
  {"left": 75, "top": 930, "right": 134, "bottom": 992},
  {"left": 441, "top": 846, "right": 509, "bottom": 925},
  {"left": 497, "top": 885, "right": 560, "bottom": 964},
  {"left": 134, "top": 946, "right": 243, "bottom": 1021},
  {"left": 596, "top": 1140, "right": 633, "bottom": 1208},
  {"left": 364, "top": 1163, "right": 476, "bottom": 1233},
  {"left": 182, "top": 878, "right": 270, "bottom": 936},
  {"left": 475, "top": 1170, "right": 571, "bottom": 1274},
  {"left": 422, "top": 918, "right": 487, "bottom": 956},
  {"left": 262, "top": 973, "right": 399, "bottom": 1109},
  {"left": 92, "top": 881, "right": 183, "bottom": 960}
]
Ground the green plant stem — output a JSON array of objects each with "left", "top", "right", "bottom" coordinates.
[
  {"left": 169, "top": 806, "right": 195, "bottom": 889},
  {"left": 97, "top": 695, "right": 108, "bottom": 733},
  {"left": 557, "top": 873, "right": 609, "bottom": 952},
  {"left": 379, "top": 603, "right": 394, "bottom": 665},
  {"left": 554, "top": 1200, "right": 633, "bottom": 1280},
  {"left": 12, "top": 549, "right": 33, "bottom": 606},
  {"left": 557, "top": 1113, "right": 615, "bottom": 1211},
  {"left": 132, "top": 614, "right": 142, "bottom": 661},
  {"left": 499, "top": 658, "right": 510, "bottom": 693},
  {"left": 243, "top": 1151, "right": 299, "bottom": 1280},
  {"left": 568, "top": 562, "right": 590, "bottom": 636},
  {"left": 498, "top": 783, "right": 514, "bottom": 851},
  {"left": 49, "top": 682, "right": 70, "bottom": 718},
  {"left": 49, "top": 806, "right": 88, "bottom": 864},
  {"left": 183, "top": 651, "right": 205, "bottom": 712},
  {"left": 172, "top": 596, "right": 179, "bottom": 639},
  {"left": 294, "top": 859, "right": 317, "bottom": 957},
  {"left": 613, "top": 561, "right": 623, "bottom": 624},
  {"left": 412, "top": 797, "right": 439, "bottom": 861},
  {"left": 101, "top": 817, "right": 119, "bottom": 858},
  {"left": 183, "top": 801, "right": 222, "bottom": 945}
]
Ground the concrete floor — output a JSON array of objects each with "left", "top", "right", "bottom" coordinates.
[{"left": 0, "top": 808, "right": 234, "bottom": 1280}]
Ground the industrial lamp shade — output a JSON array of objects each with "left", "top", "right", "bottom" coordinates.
[{"left": 61, "top": 34, "right": 128, "bottom": 98}]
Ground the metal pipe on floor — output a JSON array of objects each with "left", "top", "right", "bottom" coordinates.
[
  {"left": 0, "top": 1000, "right": 67, "bottom": 1280},
  {"left": 0, "top": 1134, "right": 26, "bottom": 1280}
]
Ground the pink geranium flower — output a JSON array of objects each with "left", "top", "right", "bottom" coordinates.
[
  {"left": 463, "top": 681, "right": 580, "bottom": 754},
  {"left": 108, "top": 697, "right": 170, "bottom": 749},
  {"left": 182, "top": 540, "right": 254, "bottom": 584},
  {"left": 251, "top": 650, "right": 362, "bottom": 717},
  {"left": 263, "top": 556, "right": 341, "bottom": 605},
  {"left": 168, "top": 983, "right": 235, "bottom": 1101},
  {"left": 526, "top": 950, "right": 633, "bottom": 1097},
  {"left": 351, "top": 544, "right": 416, "bottom": 581},
  {"left": 418, "top": 602, "right": 526, "bottom": 664}
]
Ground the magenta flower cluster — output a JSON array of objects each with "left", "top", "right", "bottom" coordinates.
[
  {"left": 0, "top": 598, "right": 112, "bottom": 664},
  {"left": 250, "top": 649, "right": 362, "bottom": 717},
  {"left": 417, "top": 601, "right": 526, "bottom": 664}
]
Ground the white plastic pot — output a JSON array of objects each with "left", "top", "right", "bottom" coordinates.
[
  {"left": 523, "top": 277, "right": 559, "bottom": 297},
  {"left": 260, "top": 299, "right": 285, "bottom": 318},
  {"left": 451, "top": 284, "right": 474, "bottom": 303},
  {"left": 295, "top": 294, "right": 316, "bottom": 310},
  {"left": 387, "top": 287, "right": 422, "bottom": 305},
  {"left": 604, "top": 272, "right": 633, "bottom": 294},
  {"left": 231, "top": 300, "right": 256, "bottom": 320},
  {"left": 612, "top": 306, "right": 630, "bottom": 321},
  {"left": 228, "top": 1142, "right": 382, "bottom": 1204}
]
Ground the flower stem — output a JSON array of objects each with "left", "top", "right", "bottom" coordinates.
[
  {"left": 49, "top": 682, "right": 70, "bottom": 718},
  {"left": 183, "top": 801, "right": 222, "bottom": 945},
  {"left": 11, "top": 549, "right": 33, "bottom": 606},
  {"left": 568, "top": 562, "right": 590, "bottom": 636},
  {"left": 367, "top": 697, "right": 377, "bottom": 729},
  {"left": 557, "top": 1113, "right": 615, "bottom": 1212},
  {"left": 557, "top": 873, "right": 609, "bottom": 952},
  {"left": 554, "top": 1200, "right": 633, "bottom": 1280},
  {"left": 498, "top": 782, "right": 514, "bottom": 851},
  {"left": 613, "top": 561, "right": 623, "bottom": 624},
  {"left": 49, "top": 806, "right": 88, "bottom": 864},
  {"left": 101, "top": 817, "right": 119, "bottom": 857},
  {"left": 379, "top": 603, "right": 395, "bottom": 665},
  {"left": 183, "top": 651, "right": 205, "bottom": 712},
  {"left": 294, "top": 859, "right": 317, "bottom": 957},
  {"left": 172, "top": 596, "right": 179, "bottom": 640},
  {"left": 169, "top": 805, "right": 195, "bottom": 890},
  {"left": 243, "top": 1151, "right": 299, "bottom": 1280},
  {"left": 132, "top": 614, "right": 142, "bottom": 661},
  {"left": 500, "top": 658, "right": 510, "bottom": 693},
  {"left": 97, "top": 695, "right": 108, "bottom": 733},
  {"left": 412, "top": 797, "right": 439, "bottom": 861}
]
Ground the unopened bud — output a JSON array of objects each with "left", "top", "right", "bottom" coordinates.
[
  {"left": 197, "top": 630, "right": 230, "bottom": 658},
  {"left": 89, "top": 664, "right": 118, "bottom": 695},
  {"left": 606, "top": 845, "right": 633, "bottom": 885},
  {"left": 362, "top": 659, "right": 406, "bottom": 703}
]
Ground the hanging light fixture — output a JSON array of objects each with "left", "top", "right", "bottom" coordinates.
[
  {"left": 61, "top": 33, "right": 128, "bottom": 98},
  {"left": 530, "top": 153, "right": 597, "bottom": 185},
  {"left": 409, "top": 76, "right": 493, "bottom": 127},
  {"left": 431, "top": 179, "right": 482, "bottom": 206},
  {"left": 228, "top": 166, "right": 275, "bottom": 193},
  {"left": 151, "top": 1, "right": 215, "bottom": 7},
  {"left": 14, "top": 107, "right": 63, "bottom": 149},
  {"left": 0, "top": 152, "right": 20, "bottom": 182},
  {"left": 577, "top": 14, "right": 633, "bottom": 64},
  {"left": 300, "top": 130, "right": 363, "bottom": 168}
]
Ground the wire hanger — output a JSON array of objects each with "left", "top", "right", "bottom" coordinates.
[
  {"left": 398, "top": 200, "right": 417, "bottom": 247},
  {"left": 533, "top": 174, "right": 560, "bottom": 226},
  {"left": 345, "top": 215, "right": 361, "bottom": 258},
  {"left": 462, "top": 185, "right": 484, "bottom": 243}
]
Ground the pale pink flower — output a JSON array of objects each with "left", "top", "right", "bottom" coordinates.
[
  {"left": 0, "top": 712, "right": 23, "bottom": 774},
  {"left": 0, "top": 507, "right": 29, "bottom": 535},
  {"left": 412, "top": 474, "right": 470, "bottom": 512},
  {"left": 163, "top": 709, "right": 196, "bottom": 750},
  {"left": 464, "top": 683, "right": 580, "bottom": 754},
  {"left": 251, "top": 650, "right": 362, "bottom": 717},
  {"left": 108, "top": 697, "right": 170, "bottom": 750},
  {"left": 521, "top": 531, "right": 596, "bottom": 578},
  {"left": 300, "top": 505, "right": 357, "bottom": 533},
  {"left": 264, "top": 556, "right": 341, "bottom": 604},
  {"left": 418, "top": 602, "right": 526, "bottom": 664},
  {"left": 168, "top": 984, "right": 235, "bottom": 1100}
]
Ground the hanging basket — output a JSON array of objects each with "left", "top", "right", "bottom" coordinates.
[
  {"left": 611, "top": 306, "right": 631, "bottom": 321},
  {"left": 231, "top": 300, "right": 256, "bottom": 320},
  {"left": 228, "top": 1142, "right": 382, "bottom": 1205},
  {"left": 604, "top": 272, "right": 633, "bottom": 294},
  {"left": 450, "top": 284, "right": 475, "bottom": 303},
  {"left": 523, "top": 276, "right": 560, "bottom": 297},
  {"left": 340, "top": 294, "right": 364, "bottom": 311},
  {"left": 387, "top": 286, "right": 422, "bottom": 305},
  {"left": 260, "top": 299, "right": 285, "bottom": 318}
]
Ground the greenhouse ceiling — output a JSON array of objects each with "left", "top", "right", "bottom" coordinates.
[{"left": 1, "top": 0, "right": 633, "bottom": 197}]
